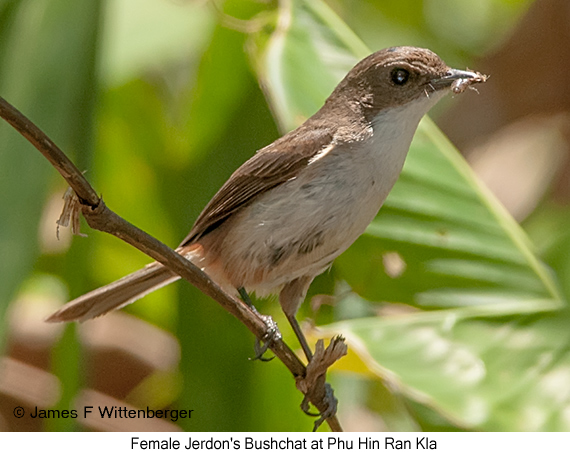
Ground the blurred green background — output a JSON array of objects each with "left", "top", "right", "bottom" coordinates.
[{"left": 1, "top": 0, "right": 570, "bottom": 432}]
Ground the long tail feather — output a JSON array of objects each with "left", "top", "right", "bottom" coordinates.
[{"left": 46, "top": 262, "right": 179, "bottom": 322}]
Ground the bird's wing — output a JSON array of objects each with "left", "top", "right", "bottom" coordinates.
[{"left": 181, "top": 125, "right": 334, "bottom": 245}]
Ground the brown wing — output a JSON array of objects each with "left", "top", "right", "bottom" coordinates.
[{"left": 181, "top": 125, "right": 334, "bottom": 245}]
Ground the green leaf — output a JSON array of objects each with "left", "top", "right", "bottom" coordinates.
[
  {"left": 100, "top": 0, "right": 213, "bottom": 86},
  {"left": 0, "top": 0, "right": 101, "bottom": 343},
  {"left": 0, "top": 0, "right": 102, "bottom": 431},
  {"left": 256, "top": 0, "right": 368, "bottom": 132},
  {"left": 337, "top": 121, "right": 561, "bottom": 309},
  {"left": 323, "top": 306, "right": 570, "bottom": 431}
]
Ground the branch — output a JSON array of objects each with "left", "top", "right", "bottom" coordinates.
[{"left": 0, "top": 95, "right": 344, "bottom": 432}]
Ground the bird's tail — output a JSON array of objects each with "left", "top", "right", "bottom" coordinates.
[{"left": 46, "top": 261, "right": 180, "bottom": 323}]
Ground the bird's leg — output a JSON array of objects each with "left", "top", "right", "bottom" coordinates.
[
  {"left": 285, "top": 312, "right": 313, "bottom": 362},
  {"left": 281, "top": 278, "right": 341, "bottom": 424},
  {"left": 238, "top": 286, "right": 280, "bottom": 361},
  {"left": 279, "top": 276, "right": 314, "bottom": 363}
]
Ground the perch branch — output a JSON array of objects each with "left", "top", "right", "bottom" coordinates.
[{"left": 0, "top": 95, "right": 344, "bottom": 432}]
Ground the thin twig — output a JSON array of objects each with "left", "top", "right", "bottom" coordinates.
[
  {"left": 0, "top": 95, "right": 343, "bottom": 432},
  {"left": 0, "top": 97, "right": 99, "bottom": 206}
]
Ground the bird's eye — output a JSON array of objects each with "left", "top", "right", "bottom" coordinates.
[{"left": 391, "top": 68, "right": 410, "bottom": 86}]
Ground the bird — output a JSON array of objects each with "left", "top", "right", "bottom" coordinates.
[{"left": 47, "top": 46, "right": 484, "bottom": 362}]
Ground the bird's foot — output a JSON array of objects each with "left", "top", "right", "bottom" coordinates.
[
  {"left": 301, "top": 383, "right": 338, "bottom": 431},
  {"left": 251, "top": 314, "right": 281, "bottom": 362}
]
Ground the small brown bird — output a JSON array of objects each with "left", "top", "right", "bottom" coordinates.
[{"left": 48, "top": 47, "right": 485, "bottom": 361}]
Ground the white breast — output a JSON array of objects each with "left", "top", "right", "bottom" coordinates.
[{"left": 215, "top": 93, "right": 446, "bottom": 293}]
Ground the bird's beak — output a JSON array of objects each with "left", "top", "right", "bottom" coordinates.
[{"left": 431, "top": 68, "right": 480, "bottom": 88}]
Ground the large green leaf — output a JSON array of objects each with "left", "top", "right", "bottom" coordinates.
[
  {"left": 253, "top": 0, "right": 564, "bottom": 431},
  {"left": 255, "top": 0, "right": 368, "bottom": 132},
  {"left": 337, "top": 121, "right": 560, "bottom": 309},
  {"left": 0, "top": 0, "right": 100, "bottom": 339},
  {"left": 0, "top": 0, "right": 102, "bottom": 432},
  {"left": 325, "top": 306, "right": 570, "bottom": 431}
]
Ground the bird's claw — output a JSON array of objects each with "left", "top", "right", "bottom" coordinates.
[
  {"left": 301, "top": 383, "right": 338, "bottom": 431},
  {"left": 250, "top": 314, "right": 281, "bottom": 361}
]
